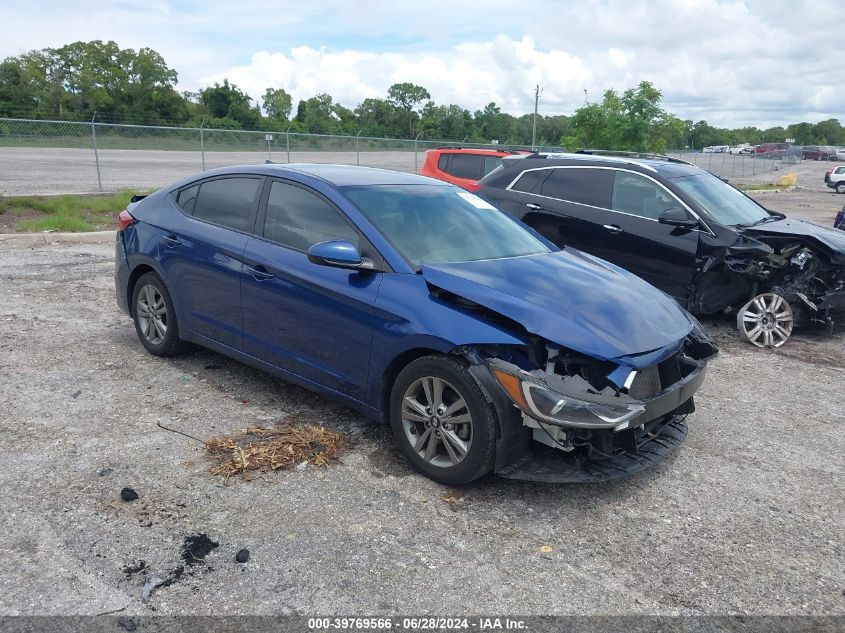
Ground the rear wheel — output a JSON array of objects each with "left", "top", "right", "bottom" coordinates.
[
  {"left": 389, "top": 355, "right": 497, "bottom": 485},
  {"left": 836, "top": 182, "right": 845, "bottom": 194},
  {"left": 132, "top": 272, "right": 184, "bottom": 356}
]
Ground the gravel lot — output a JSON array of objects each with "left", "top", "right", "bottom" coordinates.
[{"left": 0, "top": 184, "right": 843, "bottom": 619}]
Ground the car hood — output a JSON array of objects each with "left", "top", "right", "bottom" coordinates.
[
  {"left": 742, "top": 216, "right": 845, "bottom": 264},
  {"left": 421, "top": 249, "right": 692, "bottom": 368}
]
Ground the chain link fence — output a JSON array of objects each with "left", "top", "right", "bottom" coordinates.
[
  {"left": 0, "top": 117, "right": 803, "bottom": 196},
  {"left": 666, "top": 148, "right": 803, "bottom": 181},
  {"left": 0, "top": 118, "right": 562, "bottom": 196}
]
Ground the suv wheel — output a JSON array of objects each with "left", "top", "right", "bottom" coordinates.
[
  {"left": 836, "top": 182, "right": 845, "bottom": 194},
  {"left": 736, "top": 292, "right": 793, "bottom": 348},
  {"left": 389, "top": 355, "right": 497, "bottom": 485}
]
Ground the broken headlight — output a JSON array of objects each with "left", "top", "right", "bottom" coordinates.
[{"left": 489, "top": 362, "right": 645, "bottom": 429}]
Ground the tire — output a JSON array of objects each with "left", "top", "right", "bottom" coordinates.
[
  {"left": 389, "top": 354, "right": 497, "bottom": 485},
  {"left": 131, "top": 272, "right": 184, "bottom": 357},
  {"left": 836, "top": 182, "right": 845, "bottom": 194}
]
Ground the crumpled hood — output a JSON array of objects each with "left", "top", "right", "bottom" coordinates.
[
  {"left": 743, "top": 216, "right": 845, "bottom": 264},
  {"left": 421, "top": 249, "right": 692, "bottom": 366}
]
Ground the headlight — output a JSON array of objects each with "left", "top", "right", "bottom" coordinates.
[{"left": 489, "top": 363, "right": 644, "bottom": 429}]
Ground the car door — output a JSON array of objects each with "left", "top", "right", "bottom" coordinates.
[
  {"left": 592, "top": 170, "right": 701, "bottom": 301},
  {"left": 157, "top": 175, "right": 263, "bottom": 350},
  {"left": 240, "top": 178, "right": 383, "bottom": 400}
]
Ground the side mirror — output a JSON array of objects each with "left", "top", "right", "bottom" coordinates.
[
  {"left": 307, "top": 240, "right": 366, "bottom": 270},
  {"left": 658, "top": 207, "right": 699, "bottom": 230}
]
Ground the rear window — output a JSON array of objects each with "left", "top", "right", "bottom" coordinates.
[
  {"left": 483, "top": 156, "right": 503, "bottom": 176},
  {"left": 539, "top": 168, "right": 613, "bottom": 208},
  {"left": 192, "top": 177, "right": 262, "bottom": 232},
  {"left": 448, "top": 154, "right": 482, "bottom": 180},
  {"left": 177, "top": 184, "right": 198, "bottom": 214}
]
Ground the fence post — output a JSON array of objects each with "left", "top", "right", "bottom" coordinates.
[
  {"left": 720, "top": 151, "right": 727, "bottom": 178},
  {"left": 414, "top": 132, "right": 421, "bottom": 172},
  {"left": 356, "top": 129, "right": 361, "bottom": 166},
  {"left": 285, "top": 122, "right": 292, "bottom": 163},
  {"left": 200, "top": 118, "right": 206, "bottom": 171},
  {"left": 91, "top": 113, "right": 103, "bottom": 192}
]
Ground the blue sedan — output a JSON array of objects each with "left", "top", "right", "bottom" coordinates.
[{"left": 115, "top": 164, "right": 717, "bottom": 485}]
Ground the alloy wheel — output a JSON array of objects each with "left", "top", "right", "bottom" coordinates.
[
  {"left": 401, "top": 376, "right": 473, "bottom": 468},
  {"left": 737, "top": 292, "right": 793, "bottom": 348},
  {"left": 136, "top": 284, "right": 168, "bottom": 345}
]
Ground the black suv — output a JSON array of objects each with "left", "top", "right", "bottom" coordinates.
[{"left": 476, "top": 151, "right": 845, "bottom": 347}]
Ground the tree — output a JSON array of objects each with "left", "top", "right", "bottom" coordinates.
[
  {"left": 199, "top": 79, "right": 260, "bottom": 128},
  {"left": 262, "top": 88, "right": 292, "bottom": 121},
  {"left": 563, "top": 81, "right": 684, "bottom": 152},
  {"left": 387, "top": 82, "right": 430, "bottom": 137}
]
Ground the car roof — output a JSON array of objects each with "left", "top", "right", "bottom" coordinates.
[
  {"left": 500, "top": 152, "right": 703, "bottom": 177},
  {"left": 174, "top": 163, "right": 441, "bottom": 188},
  {"left": 427, "top": 147, "right": 528, "bottom": 157}
]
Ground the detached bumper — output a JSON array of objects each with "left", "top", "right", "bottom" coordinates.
[{"left": 496, "top": 413, "right": 688, "bottom": 483}]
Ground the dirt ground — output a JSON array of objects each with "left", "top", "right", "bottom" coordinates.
[{"left": 1, "top": 183, "right": 844, "bottom": 618}]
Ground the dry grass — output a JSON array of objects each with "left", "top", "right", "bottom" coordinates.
[{"left": 205, "top": 424, "right": 346, "bottom": 479}]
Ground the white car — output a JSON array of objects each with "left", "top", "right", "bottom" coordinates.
[
  {"left": 728, "top": 144, "right": 754, "bottom": 154},
  {"left": 837, "top": 148, "right": 845, "bottom": 161}
]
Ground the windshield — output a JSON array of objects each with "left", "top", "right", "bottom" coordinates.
[
  {"left": 671, "top": 173, "right": 770, "bottom": 226},
  {"left": 343, "top": 184, "right": 551, "bottom": 266}
]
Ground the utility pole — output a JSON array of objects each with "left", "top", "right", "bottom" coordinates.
[{"left": 531, "top": 84, "right": 542, "bottom": 150}]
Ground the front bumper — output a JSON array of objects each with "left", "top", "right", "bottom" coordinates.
[{"left": 496, "top": 413, "right": 689, "bottom": 483}]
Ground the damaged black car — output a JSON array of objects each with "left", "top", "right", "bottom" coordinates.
[{"left": 476, "top": 151, "right": 845, "bottom": 347}]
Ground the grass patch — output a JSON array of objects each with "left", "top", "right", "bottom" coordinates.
[
  {"left": 736, "top": 183, "right": 789, "bottom": 192},
  {"left": 0, "top": 191, "right": 136, "bottom": 232},
  {"left": 17, "top": 215, "right": 97, "bottom": 232}
]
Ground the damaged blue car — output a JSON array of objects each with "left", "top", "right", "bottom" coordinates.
[{"left": 115, "top": 164, "right": 718, "bottom": 485}]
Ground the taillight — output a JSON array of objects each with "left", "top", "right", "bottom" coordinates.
[
  {"left": 465, "top": 181, "right": 482, "bottom": 192},
  {"left": 117, "top": 209, "right": 136, "bottom": 232}
]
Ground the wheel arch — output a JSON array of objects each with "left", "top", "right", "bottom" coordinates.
[{"left": 126, "top": 264, "right": 159, "bottom": 317}]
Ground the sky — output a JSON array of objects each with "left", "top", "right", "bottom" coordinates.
[{"left": 2, "top": 0, "right": 843, "bottom": 128}]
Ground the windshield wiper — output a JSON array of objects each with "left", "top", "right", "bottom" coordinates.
[{"left": 740, "top": 213, "right": 785, "bottom": 227}]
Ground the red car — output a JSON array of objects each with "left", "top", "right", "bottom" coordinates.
[{"left": 419, "top": 147, "right": 530, "bottom": 190}]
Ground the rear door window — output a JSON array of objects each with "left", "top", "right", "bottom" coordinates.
[
  {"left": 511, "top": 169, "right": 551, "bottom": 194},
  {"left": 263, "top": 181, "right": 359, "bottom": 251},
  {"left": 539, "top": 168, "right": 613, "bottom": 208},
  {"left": 447, "top": 154, "right": 483, "bottom": 180},
  {"left": 192, "top": 177, "right": 263, "bottom": 232},
  {"left": 611, "top": 172, "right": 678, "bottom": 220}
]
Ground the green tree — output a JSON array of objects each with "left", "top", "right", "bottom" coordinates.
[
  {"left": 564, "top": 82, "right": 685, "bottom": 152},
  {"left": 387, "top": 82, "right": 431, "bottom": 137},
  {"left": 262, "top": 87, "right": 292, "bottom": 121},
  {"left": 199, "top": 79, "right": 260, "bottom": 128}
]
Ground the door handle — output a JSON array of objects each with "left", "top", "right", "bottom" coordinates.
[
  {"left": 245, "top": 265, "right": 274, "bottom": 281},
  {"left": 161, "top": 234, "right": 181, "bottom": 246},
  {"left": 602, "top": 224, "right": 623, "bottom": 234},
  {"left": 526, "top": 203, "right": 544, "bottom": 211}
]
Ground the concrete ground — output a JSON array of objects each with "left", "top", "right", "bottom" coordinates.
[{"left": 0, "top": 189, "right": 843, "bottom": 617}]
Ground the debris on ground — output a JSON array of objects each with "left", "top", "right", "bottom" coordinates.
[
  {"left": 117, "top": 617, "right": 137, "bottom": 631},
  {"left": 71, "top": 389, "right": 82, "bottom": 399},
  {"left": 120, "top": 487, "right": 139, "bottom": 502},
  {"left": 205, "top": 424, "right": 346, "bottom": 479},
  {"left": 123, "top": 559, "right": 146, "bottom": 577},
  {"left": 182, "top": 533, "right": 219, "bottom": 565},
  {"left": 97, "top": 467, "right": 113, "bottom": 477},
  {"left": 140, "top": 575, "right": 165, "bottom": 603},
  {"left": 235, "top": 548, "right": 250, "bottom": 563},
  {"left": 441, "top": 493, "right": 463, "bottom": 512}
]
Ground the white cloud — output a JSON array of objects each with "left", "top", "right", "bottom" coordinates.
[{"left": 1, "top": 0, "right": 843, "bottom": 127}]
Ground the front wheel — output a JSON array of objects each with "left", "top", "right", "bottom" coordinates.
[{"left": 389, "top": 355, "right": 498, "bottom": 485}]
